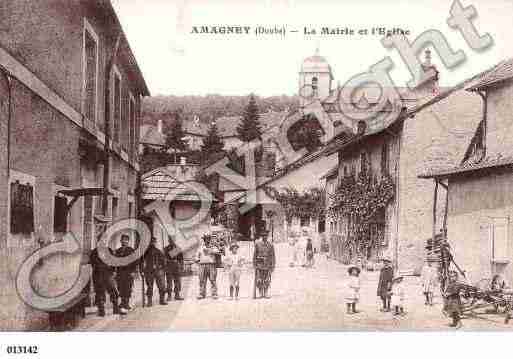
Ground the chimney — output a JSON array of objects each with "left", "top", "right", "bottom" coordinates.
[{"left": 157, "top": 119, "right": 163, "bottom": 134}]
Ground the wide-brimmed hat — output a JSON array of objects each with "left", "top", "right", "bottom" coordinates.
[
  {"left": 347, "top": 265, "right": 361, "bottom": 275},
  {"left": 229, "top": 243, "right": 239, "bottom": 250},
  {"left": 392, "top": 276, "right": 404, "bottom": 283}
]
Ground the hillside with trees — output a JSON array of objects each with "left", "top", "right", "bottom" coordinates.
[{"left": 142, "top": 94, "right": 300, "bottom": 124}]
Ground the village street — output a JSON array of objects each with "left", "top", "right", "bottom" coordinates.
[{"left": 74, "top": 242, "right": 512, "bottom": 331}]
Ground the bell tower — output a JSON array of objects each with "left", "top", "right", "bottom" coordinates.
[{"left": 299, "top": 48, "right": 333, "bottom": 106}]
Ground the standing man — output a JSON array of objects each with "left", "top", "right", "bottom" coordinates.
[
  {"left": 163, "top": 236, "right": 184, "bottom": 301},
  {"left": 115, "top": 235, "right": 137, "bottom": 311},
  {"left": 90, "top": 245, "right": 123, "bottom": 316},
  {"left": 196, "top": 234, "right": 219, "bottom": 300},
  {"left": 377, "top": 257, "right": 394, "bottom": 312},
  {"left": 253, "top": 230, "right": 276, "bottom": 299},
  {"left": 142, "top": 237, "right": 168, "bottom": 306}
]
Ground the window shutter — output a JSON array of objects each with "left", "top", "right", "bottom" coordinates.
[
  {"left": 492, "top": 218, "right": 509, "bottom": 262},
  {"left": 10, "top": 181, "right": 35, "bottom": 234},
  {"left": 54, "top": 196, "right": 68, "bottom": 233}
]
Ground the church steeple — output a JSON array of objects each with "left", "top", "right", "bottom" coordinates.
[{"left": 298, "top": 48, "right": 333, "bottom": 106}]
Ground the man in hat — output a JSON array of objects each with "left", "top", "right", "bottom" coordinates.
[
  {"left": 114, "top": 234, "right": 137, "bottom": 311},
  {"left": 90, "top": 245, "right": 123, "bottom": 316},
  {"left": 377, "top": 257, "right": 394, "bottom": 312},
  {"left": 163, "top": 236, "right": 184, "bottom": 301},
  {"left": 196, "top": 234, "right": 220, "bottom": 299},
  {"left": 142, "top": 237, "right": 168, "bottom": 306},
  {"left": 253, "top": 230, "right": 276, "bottom": 299},
  {"left": 225, "top": 242, "right": 245, "bottom": 300}
]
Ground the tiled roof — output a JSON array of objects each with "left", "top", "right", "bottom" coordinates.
[{"left": 467, "top": 58, "right": 513, "bottom": 91}]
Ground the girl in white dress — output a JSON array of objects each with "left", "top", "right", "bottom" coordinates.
[{"left": 345, "top": 266, "right": 361, "bottom": 314}]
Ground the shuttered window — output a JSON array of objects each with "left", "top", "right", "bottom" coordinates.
[
  {"left": 492, "top": 218, "right": 509, "bottom": 262},
  {"left": 10, "top": 181, "right": 35, "bottom": 234}
]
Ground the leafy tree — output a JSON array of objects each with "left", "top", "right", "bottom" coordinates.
[
  {"left": 288, "top": 114, "right": 323, "bottom": 153},
  {"left": 236, "top": 94, "right": 262, "bottom": 142},
  {"left": 200, "top": 122, "right": 224, "bottom": 163}
]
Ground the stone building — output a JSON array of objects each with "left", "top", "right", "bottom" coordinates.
[
  {"left": 323, "top": 52, "right": 486, "bottom": 270},
  {"left": 420, "top": 59, "right": 513, "bottom": 284},
  {"left": 0, "top": 0, "right": 148, "bottom": 329}
]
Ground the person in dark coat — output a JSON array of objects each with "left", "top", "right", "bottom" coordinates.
[
  {"left": 163, "top": 236, "right": 184, "bottom": 301},
  {"left": 443, "top": 270, "right": 463, "bottom": 328},
  {"left": 114, "top": 235, "right": 137, "bottom": 311},
  {"left": 142, "top": 237, "right": 168, "bottom": 306},
  {"left": 253, "top": 230, "right": 276, "bottom": 299},
  {"left": 89, "top": 246, "right": 122, "bottom": 316},
  {"left": 377, "top": 257, "right": 394, "bottom": 312}
]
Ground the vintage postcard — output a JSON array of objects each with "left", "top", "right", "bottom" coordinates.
[{"left": 1, "top": 0, "right": 513, "bottom": 354}]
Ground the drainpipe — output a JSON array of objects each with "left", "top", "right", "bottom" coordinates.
[{"left": 0, "top": 65, "right": 12, "bottom": 179}]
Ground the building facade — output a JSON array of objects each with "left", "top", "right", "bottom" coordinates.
[
  {"left": 323, "top": 52, "right": 486, "bottom": 271},
  {"left": 420, "top": 59, "right": 513, "bottom": 284},
  {"left": 0, "top": 0, "right": 148, "bottom": 330}
]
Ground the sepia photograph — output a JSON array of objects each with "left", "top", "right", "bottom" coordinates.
[{"left": 1, "top": 0, "right": 513, "bottom": 356}]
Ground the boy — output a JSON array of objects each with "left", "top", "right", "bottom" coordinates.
[
  {"left": 224, "top": 242, "right": 245, "bottom": 300},
  {"left": 377, "top": 257, "right": 394, "bottom": 312}
]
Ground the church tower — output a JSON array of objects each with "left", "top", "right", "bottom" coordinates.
[{"left": 298, "top": 48, "right": 333, "bottom": 106}]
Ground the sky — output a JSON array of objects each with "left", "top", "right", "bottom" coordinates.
[{"left": 111, "top": 0, "right": 513, "bottom": 97}]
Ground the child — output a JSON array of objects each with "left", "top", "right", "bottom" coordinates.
[
  {"left": 420, "top": 261, "right": 437, "bottom": 305},
  {"left": 444, "top": 270, "right": 463, "bottom": 328},
  {"left": 391, "top": 276, "right": 405, "bottom": 315},
  {"left": 345, "top": 265, "right": 361, "bottom": 314},
  {"left": 224, "top": 243, "right": 245, "bottom": 300}
]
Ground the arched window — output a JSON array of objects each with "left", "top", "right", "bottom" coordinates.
[{"left": 312, "top": 76, "right": 318, "bottom": 97}]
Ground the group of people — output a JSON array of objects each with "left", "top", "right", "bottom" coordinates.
[
  {"left": 344, "top": 257, "right": 406, "bottom": 316},
  {"left": 196, "top": 229, "right": 276, "bottom": 300},
  {"left": 289, "top": 228, "right": 315, "bottom": 268},
  {"left": 89, "top": 235, "right": 184, "bottom": 317},
  {"left": 345, "top": 258, "right": 440, "bottom": 317},
  {"left": 90, "top": 229, "right": 277, "bottom": 317}
]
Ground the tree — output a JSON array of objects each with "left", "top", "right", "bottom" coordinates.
[
  {"left": 164, "top": 112, "right": 188, "bottom": 152},
  {"left": 163, "top": 112, "right": 188, "bottom": 163},
  {"left": 200, "top": 122, "right": 224, "bottom": 163},
  {"left": 236, "top": 94, "right": 262, "bottom": 142},
  {"left": 288, "top": 114, "right": 323, "bottom": 153}
]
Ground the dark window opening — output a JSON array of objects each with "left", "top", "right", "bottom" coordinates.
[
  {"left": 360, "top": 152, "right": 368, "bottom": 175},
  {"left": 54, "top": 195, "right": 68, "bottom": 233},
  {"left": 10, "top": 181, "right": 35, "bottom": 234},
  {"left": 381, "top": 142, "right": 389, "bottom": 176}
]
